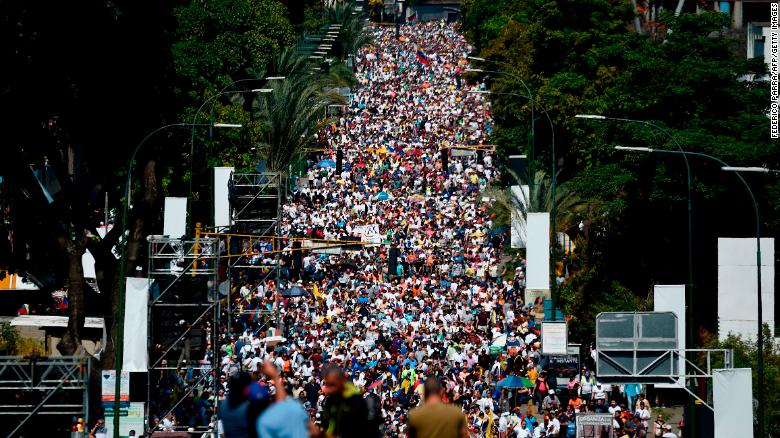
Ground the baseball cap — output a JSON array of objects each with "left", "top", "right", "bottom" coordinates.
[{"left": 245, "top": 382, "right": 269, "bottom": 402}]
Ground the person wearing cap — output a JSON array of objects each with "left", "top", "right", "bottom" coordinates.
[
  {"left": 542, "top": 389, "right": 560, "bottom": 412},
  {"left": 661, "top": 423, "right": 678, "bottom": 438}
]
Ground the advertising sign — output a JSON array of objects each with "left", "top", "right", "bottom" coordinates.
[
  {"left": 101, "top": 370, "right": 129, "bottom": 402},
  {"left": 525, "top": 289, "right": 550, "bottom": 321},
  {"left": 547, "top": 345, "right": 581, "bottom": 389},
  {"left": 576, "top": 414, "right": 615, "bottom": 438},
  {"left": 105, "top": 402, "right": 145, "bottom": 438},
  {"left": 541, "top": 321, "right": 568, "bottom": 355}
]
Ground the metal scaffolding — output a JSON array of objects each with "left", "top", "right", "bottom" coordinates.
[
  {"left": 0, "top": 356, "right": 90, "bottom": 437},
  {"left": 146, "top": 236, "right": 219, "bottom": 435},
  {"left": 227, "top": 172, "right": 284, "bottom": 333}
]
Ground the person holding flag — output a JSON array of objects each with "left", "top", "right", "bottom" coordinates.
[{"left": 416, "top": 49, "right": 431, "bottom": 66}]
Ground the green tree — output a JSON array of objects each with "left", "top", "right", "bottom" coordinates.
[
  {"left": 171, "top": 0, "right": 296, "bottom": 94},
  {"left": 254, "top": 50, "right": 351, "bottom": 170},
  {"left": 482, "top": 170, "right": 590, "bottom": 233},
  {"left": 708, "top": 326, "right": 780, "bottom": 435},
  {"left": 463, "top": 1, "right": 775, "bottom": 335}
]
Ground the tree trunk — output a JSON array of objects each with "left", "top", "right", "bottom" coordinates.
[
  {"left": 102, "top": 160, "right": 159, "bottom": 370},
  {"left": 57, "top": 231, "right": 90, "bottom": 356}
]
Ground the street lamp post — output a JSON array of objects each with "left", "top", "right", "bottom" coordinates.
[
  {"left": 615, "top": 145, "right": 770, "bottom": 438},
  {"left": 113, "top": 122, "right": 241, "bottom": 438},
  {"left": 576, "top": 115, "right": 693, "bottom": 300},
  {"left": 466, "top": 60, "right": 536, "bottom": 167},
  {"left": 187, "top": 78, "right": 283, "bottom": 233},
  {"left": 470, "top": 89, "right": 558, "bottom": 319}
]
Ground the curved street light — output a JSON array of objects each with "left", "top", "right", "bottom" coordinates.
[
  {"left": 187, "top": 78, "right": 284, "bottom": 231},
  {"left": 470, "top": 89, "right": 559, "bottom": 319},
  {"left": 614, "top": 145, "right": 775, "bottom": 438},
  {"left": 113, "top": 122, "right": 241, "bottom": 438}
]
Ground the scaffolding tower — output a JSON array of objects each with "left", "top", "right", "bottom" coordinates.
[
  {"left": 227, "top": 172, "right": 284, "bottom": 333},
  {"left": 0, "top": 356, "right": 90, "bottom": 437},
  {"left": 146, "top": 236, "right": 219, "bottom": 435}
]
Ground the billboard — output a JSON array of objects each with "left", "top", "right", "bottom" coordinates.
[
  {"left": 214, "top": 167, "right": 234, "bottom": 230},
  {"left": 105, "top": 402, "right": 145, "bottom": 438},
  {"left": 547, "top": 345, "right": 581, "bottom": 389},
  {"left": 713, "top": 368, "right": 753, "bottom": 438},
  {"left": 163, "top": 197, "right": 187, "bottom": 239},
  {"left": 123, "top": 277, "right": 149, "bottom": 372},
  {"left": 596, "top": 312, "right": 678, "bottom": 383},
  {"left": 525, "top": 289, "right": 550, "bottom": 321},
  {"left": 101, "top": 370, "right": 129, "bottom": 403}
]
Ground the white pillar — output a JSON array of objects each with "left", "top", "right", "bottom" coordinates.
[
  {"left": 163, "top": 197, "right": 187, "bottom": 239},
  {"left": 214, "top": 167, "right": 234, "bottom": 231},
  {"left": 526, "top": 212, "right": 550, "bottom": 290},
  {"left": 717, "top": 238, "right": 775, "bottom": 341},
  {"left": 654, "top": 285, "right": 686, "bottom": 387}
]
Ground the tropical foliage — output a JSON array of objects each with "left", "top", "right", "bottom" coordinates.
[{"left": 463, "top": 0, "right": 776, "bottom": 346}]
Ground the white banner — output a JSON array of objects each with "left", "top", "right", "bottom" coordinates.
[
  {"left": 576, "top": 414, "right": 614, "bottom": 438},
  {"left": 541, "top": 321, "right": 568, "bottom": 355},
  {"left": 163, "top": 197, "right": 187, "bottom": 239},
  {"left": 353, "top": 224, "right": 380, "bottom": 235},
  {"left": 717, "top": 238, "right": 774, "bottom": 341},
  {"left": 122, "top": 277, "right": 150, "bottom": 372},
  {"left": 214, "top": 167, "right": 234, "bottom": 230},
  {"left": 714, "top": 368, "right": 753, "bottom": 438},
  {"left": 654, "top": 284, "right": 685, "bottom": 387},
  {"left": 526, "top": 213, "right": 550, "bottom": 290}
]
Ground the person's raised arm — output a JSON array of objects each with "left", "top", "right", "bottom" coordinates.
[{"left": 262, "top": 360, "right": 286, "bottom": 402}]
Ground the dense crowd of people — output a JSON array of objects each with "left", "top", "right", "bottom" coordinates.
[{"left": 141, "top": 20, "right": 682, "bottom": 438}]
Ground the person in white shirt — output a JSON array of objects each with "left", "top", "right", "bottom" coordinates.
[
  {"left": 513, "top": 420, "right": 532, "bottom": 438},
  {"left": 635, "top": 401, "right": 651, "bottom": 430},
  {"left": 477, "top": 392, "right": 493, "bottom": 413},
  {"left": 661, "top": 424, "right": 678, "bottom": 438},
  {"left": 498, "top": 412, "right": 509, "bottom": 435},
  {"left": 592, "top": 383, "right": 607, "bottom": 401}
]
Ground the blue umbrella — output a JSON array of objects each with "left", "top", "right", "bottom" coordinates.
[
  {"left": 497, "top": 375, "right": 534, "bottom": 389},
  {"left": 316, "top": 159, "right": 336, "bottom": 168},
  {"left": 377, "top": 191, "right": 390, "bottom": 201}
]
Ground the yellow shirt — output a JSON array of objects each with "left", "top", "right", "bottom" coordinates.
[{"left": 528, "top": 368, "right": 538, "bottom": 384}]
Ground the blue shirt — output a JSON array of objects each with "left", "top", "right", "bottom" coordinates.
[{"left": 256, "top": 399, "right": 309, "bottom": 438}]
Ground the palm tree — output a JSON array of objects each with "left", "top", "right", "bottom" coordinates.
[
  {"left": 482, "top": 170, "right": 591, "bottom": 234},
  {"left": 254, "top": 50, "right": 351, "bottom": 171},
  {"left": 327, "top": 2, "right": 374, "bottom": 63}
]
